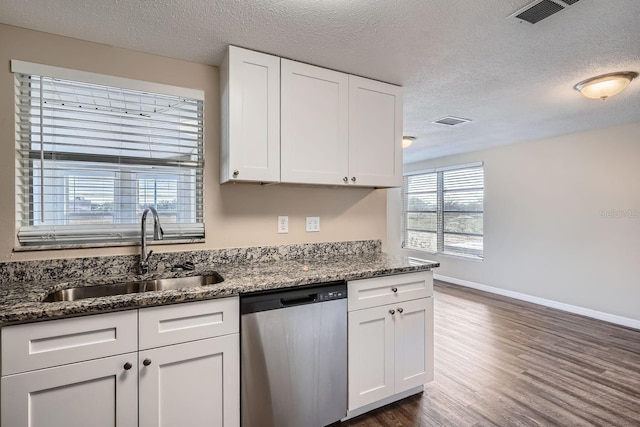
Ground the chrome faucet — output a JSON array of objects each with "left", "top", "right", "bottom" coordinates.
[{"left": 140, "top": 206, "right": 164, "bottom": 274}]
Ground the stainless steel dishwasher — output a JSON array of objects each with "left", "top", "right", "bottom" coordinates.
[{"left": 240, "top": 281, "right": 347, "bottom": 427}]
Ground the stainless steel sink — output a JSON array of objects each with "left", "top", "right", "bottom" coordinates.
[
  {"left": 43, "top": 272, "right": 224, "bottom": 302},
  {"left": 147, "top": 274, "right": 224, "bottom": 291},
  {"left": 43, "top": 282, "right": 141, "bottom": 302}
]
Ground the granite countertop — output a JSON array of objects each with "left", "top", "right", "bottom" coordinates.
[{"left": 0, "top": 252, "right": 438, "bottom": 326}]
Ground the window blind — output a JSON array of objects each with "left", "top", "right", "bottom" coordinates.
[
  {"left": 442, "top": 166, "right": 484, "bottom": 258},
  {"left": 402, "top": 164, "right": 483, "bottom": 259},
  {"left": 15, "top": 72, "right": 204, "bottom": 246},
  {"left": 402, "top": 172, "right": 438, "bottom": 253}
]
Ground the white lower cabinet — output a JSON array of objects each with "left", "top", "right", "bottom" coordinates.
[
  {"left": 348, "top": 303, "right": 395, "bottom": 409},
  {"left": 1, "top": 297, "right": 240, "bottom": 427},
  {"left": 1, "top": 353, "right": 138, "bottom": 427},
  {"left": 393, "top": 297, "right": 434, "bottom": 392},
  {"left": 139, "top": 334, "right": 240, "bottom": 427},
  {"left": 347, "top": 272, "right": 434, "bottom": 415}
]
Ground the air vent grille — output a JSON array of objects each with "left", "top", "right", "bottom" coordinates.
[
  {"left": 433, "top": 116, "right": 471, "bottom": 126},
  {"left": 515, "top": 0, "right": 564, "bottom": 24}
]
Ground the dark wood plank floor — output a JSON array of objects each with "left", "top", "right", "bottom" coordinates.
[{"left": 342, "top": 280, "right": 640, "bottom": 427}]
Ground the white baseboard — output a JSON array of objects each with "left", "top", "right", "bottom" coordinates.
[{"left": 434, "top": 274, "right": 640, "bottom": 330}]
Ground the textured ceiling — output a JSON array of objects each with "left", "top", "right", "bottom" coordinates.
[{"left": 1, "top": 0, "right": 639, "bottom": 163}]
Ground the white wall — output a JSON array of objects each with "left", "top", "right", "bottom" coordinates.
[{"left": 389, "top": 122, "right": 640, "bottom": 323}]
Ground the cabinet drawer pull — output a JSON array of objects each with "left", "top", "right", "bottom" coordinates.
[
  {"left": 351, "top": 176, "right": 356, "bottom": 182},
  {"left": 343, "top": 176, "right": 348, "bottom": 183},
  {"left": 123, "top": 362, "right": 132, "bottom": 371},
  {"left": 389, "top": 309, "right": 395, "bottom": 315},
  {"left": 391, "top": 287, "right": 398, "bottom": 293},
  {"left": 397, "top": 307, "right": 404, "bottom": 313},
  {"left": 143, "top": 358, "right": 152, "bottom": 366},
  {"left": 233, "top": 170, "right": 239, "bottom": 177}
]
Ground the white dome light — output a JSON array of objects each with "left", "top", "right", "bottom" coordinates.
[{"left": 574, "top": 72, "right": 638, "bottom": 100}]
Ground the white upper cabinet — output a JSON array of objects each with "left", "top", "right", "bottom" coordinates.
[
  {"left": 221, "top": 46, "right": 403, "bottom": 187},
  {"left": 221, "top": 46, "right": 281, "bottom": 183},
  {"left": 281, "top": 59, "right": 350, "bottom": 185},
  {"left": 348, "top": 76, "right": 403, "bottom": 187}
]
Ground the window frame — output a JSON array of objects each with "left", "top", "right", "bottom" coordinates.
[
  {"left": 12, "top": 60, "right": 205, "bottom": 250},
  {"left": 402, "top": 162, "right": 484, "bottom": 260}
]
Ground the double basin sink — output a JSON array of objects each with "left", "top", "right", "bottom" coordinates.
[{"left": 43, "top": 272, "right": 224, "bottom": 302}]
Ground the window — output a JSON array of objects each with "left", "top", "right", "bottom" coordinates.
[
  {"left": 13, "top": 61, "right": 205, "bottom": 246},
  {"left": 402, "top": 163, "right": 484, "bottom": 259}
]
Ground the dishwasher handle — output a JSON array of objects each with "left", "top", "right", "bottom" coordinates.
[
  {"left": 280, "top": 293, "right": 317, "bottom": 307},
  {"left": 240, "top": 281, "right": 346, "bottom": 314}
]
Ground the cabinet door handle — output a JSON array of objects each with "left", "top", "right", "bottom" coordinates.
[
  {"left": 389, "top": 309, "right": 395, "bottom": 315},
  {"left": 123, "top": 362, "right": 132, "bottom": 371},
  {"left": 343, "top": 176, "right": 348, "bottom": 183},
  {"left": 233, "top": 170, "right": 239, "bottom": 177},
  {"left": 143, "top": 358, "right": 152, "bottom": 366},
  {"left": 397, "top": 307, "right": 404, "bottom": 313},
  {"left": 391, "top": 287, "right": 398, "bottom": 293},
  {"left": 351, "top": 177, "right": 356, "bottom": 182}
]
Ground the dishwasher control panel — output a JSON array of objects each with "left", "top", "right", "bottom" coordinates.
[
  {"left": 318, "top": 289, "right": 347, "bottom": 301},
  {"left": 241, "top": 281, "right": 347, "bottom": 314}
]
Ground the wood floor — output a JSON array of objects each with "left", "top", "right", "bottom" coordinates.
[{"left": 342, "top": 280, "right": 640, "bottom": 427}]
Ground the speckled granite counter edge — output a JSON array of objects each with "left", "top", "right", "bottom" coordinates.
[{"left": 0, "top": 242, "right": 440, "bottom": 326}]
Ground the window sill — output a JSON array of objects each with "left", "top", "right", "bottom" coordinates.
[
  {"left": 402, "top": 247, "right": 483, "bottom": 262},
  {"left": 13, "top": 238, "right": 205, "bottom": 252},
  {"left": 438, "top": 252, "right": 484, "bottom": 262}
]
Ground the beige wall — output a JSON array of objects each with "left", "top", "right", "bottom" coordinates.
[
  {"left": 0, "top": 24, "right": 387, "bottom": 262},
  {"left": 390, "top": 122, "right": 640, "bottom": 321}
]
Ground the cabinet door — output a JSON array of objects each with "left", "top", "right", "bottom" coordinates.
[
  {"left": 281, "top": 59, "right": 349, "bottom": 185},
  {"left": 221, "top": 46, "right": 280, "bottom": 183},
  {"left": 394, "top": 297, "right": 433, "bottom": 393},
  {"left": 139, "top": 334, "right": 240, "bottom": 427},
  {"left": 348, "top": 304, "right": 395, "bottom": 411},
  {"left": 1, "top": 353, "right": 137, "bottom": 427},
  {"left": 348, "top": 75, "right": 403, "bottom": 187}
]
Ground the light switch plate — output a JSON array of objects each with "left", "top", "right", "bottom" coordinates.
[
  {"left": 306, "top": 216, "right": 320, "bottom": 232},
  {"left": 278, "top": 216, "right": 288, "bottom": 234}
]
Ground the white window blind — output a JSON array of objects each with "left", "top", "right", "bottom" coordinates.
[
  {"left": 402, "top": 164, "right": 484, "bottom": 259},
  {"left": 14, "top": 68, "right": 204, "bottom": 246},
  {"left": 403, "top": 172, "right": 438, "bottom": 253}
]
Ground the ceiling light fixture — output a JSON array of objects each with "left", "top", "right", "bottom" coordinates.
[
  {"left": 574, "top": 72, "right": 638, "bottom": 100},
  {"left": 402, "top": 136, "right": 415, "bottom": 148}
]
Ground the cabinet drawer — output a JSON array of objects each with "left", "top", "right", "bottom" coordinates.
[
  {"left": 139, "top": 297, "right": 239, "bottom": 350},
  {"left": 1, "top": 311, "right": 137, "bottom": 376},
  {"left": 348, "top": 271, "right": 433, "bottom": 311}
]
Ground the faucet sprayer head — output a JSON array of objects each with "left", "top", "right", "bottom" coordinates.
[{"left": 154, "top": 223, "right": 164, "bottom": 240}]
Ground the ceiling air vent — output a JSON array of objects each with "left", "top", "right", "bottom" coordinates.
[
  {"left": 514, "top": 0, "right": 564, "bottom": 24},
  {"left": 509, "top": 0, "right": 580, "bottom": 24},
  {"left": 433, "top": 116, "right": 471, "bottom": 126}
]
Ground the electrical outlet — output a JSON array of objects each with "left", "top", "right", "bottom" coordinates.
[
  {"left": 306, "top": 216, "right": 320, "bottom": 232},
  {"left": 277, "top": 216, "right": 288, "bottom": 234}
]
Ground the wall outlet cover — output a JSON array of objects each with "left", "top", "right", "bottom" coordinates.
[
  {"left": 306, "top": 216, "right": 320, "bottom": 232},
  {"left": 278, "top": 216, "right": 288, "bottom": 234}
]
